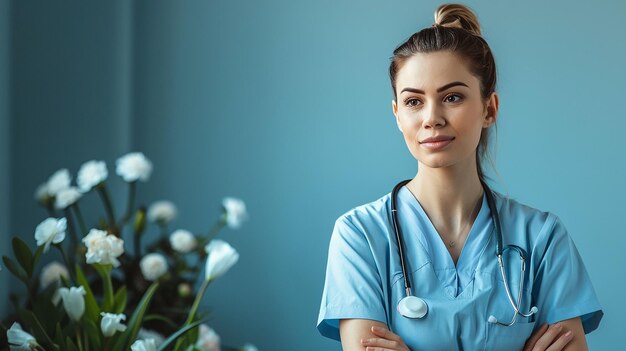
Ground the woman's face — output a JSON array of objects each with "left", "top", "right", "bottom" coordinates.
[{"left": 392, "top": 51, "right": 498, "bottom": 171}]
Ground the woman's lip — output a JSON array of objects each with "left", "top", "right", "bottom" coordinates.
[{"left": 420, "top": 138, "right": 454, "bottom": 150}]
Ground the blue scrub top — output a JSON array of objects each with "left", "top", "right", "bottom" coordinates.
[{"left": 317, "top": 185, "right": 603, "bottom": 350}]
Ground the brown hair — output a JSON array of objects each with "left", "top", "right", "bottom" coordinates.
[{"left": 389, "top": 3, "right": 498, "bottom": 184}]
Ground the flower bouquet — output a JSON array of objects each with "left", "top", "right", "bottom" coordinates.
[{"left": 1, "top": 152, "right": 257, "bottom": 351}]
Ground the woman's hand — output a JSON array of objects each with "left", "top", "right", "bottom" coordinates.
[
  {"left": 360, "top": 325, "right": 410, "bottom": 351},
  {"left": 523, "top": 322, "right": 574, "bottom": 351}
]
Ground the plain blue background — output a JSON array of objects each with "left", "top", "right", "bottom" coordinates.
[{"left": 1, "top": 0, "right": 623, "bottom": 349}]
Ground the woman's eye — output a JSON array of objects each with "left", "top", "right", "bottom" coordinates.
[
  {"left": 405, "top": 98, "right": 421, "bottom": 107},
  {"left": 444, "top": 94, "right": 463, "bottom": 103}
]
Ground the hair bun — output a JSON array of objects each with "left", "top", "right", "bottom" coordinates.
[{"left": 434, "top": 3, "right": 482, "bottom": 36}]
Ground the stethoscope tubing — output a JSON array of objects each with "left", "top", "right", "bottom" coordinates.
[{"left": 390, "top": 178, "right": 537, "bottom": 324}]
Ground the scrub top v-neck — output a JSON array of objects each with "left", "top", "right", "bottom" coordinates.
[
  {"left": 317, "top": 186, "right": 603, "bottom": 350},
  {"left": 398, "top": 185, "right": 492, "bottom": 298}
]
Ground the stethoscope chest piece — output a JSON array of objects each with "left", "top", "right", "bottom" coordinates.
[{"left": 397, "top": 295, "right": 428, "bottom": 319}]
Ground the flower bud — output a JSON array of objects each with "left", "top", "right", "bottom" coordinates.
[
  {"left": 130, "top": 338, "right": 157, "bottom": 351},
  {"left": 139, "top": 253, "right": 168, "bottom": 281},
  {"left": 100, "top": 312, "right": 127, "bottom": 337},
  {"left": 58, "top": 286, "right": 86, "bottom": 321},
  {"left": 204, "top": 239, "right": 239, "bottom": 282},
  {"left": 6, "top": 322, "right": 38, "bottom": 350}
]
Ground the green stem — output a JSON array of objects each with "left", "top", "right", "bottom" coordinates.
[
  {"left": 64, "top": 208, "right": 79, "bottom": 263},
  {"left": 56, "top": 244, "right": 75, "bottom": 281},
  {"left": 120, "top": 181, "right": 136, "bottom": 227},
  {"left": 97, "top": 265, "right": 115, "bottom": 311},
  {"left": 134, "top": 231, "right": 142, "bottom": 258},
  {"left": 97, "top": 183, "right": 118, "bottom": 235},
  {"left": 198, "top": 217, "right": 226, "bottom": 247},
  {"left": 73, "top": 203, "right": 88, "bottom": 237},
  {"left": 174, "top": 279, "right": 211, "bottom": 351},
  {"left": 76, "top": 327, "right": 84, "bottom": 351}
]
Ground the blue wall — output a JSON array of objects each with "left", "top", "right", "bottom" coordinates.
[{"left": 2, "top": 0, "right": 624, "bottom": 349}]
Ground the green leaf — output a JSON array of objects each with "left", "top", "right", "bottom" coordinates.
[
  {"left": 157, "top": 318, "right": 206, "bottom": 351},
  {"left": 112, "top": 286, "right": 127, "bottom": 314},
  {"left": 65, "top": 336, "right": 79, "bottom": 351},
  {"left": 2, "top": 256, "right": 29, "bottom": 285},
  {"left": 17, "top": 308, "right": 57, "bottom": 350},
  {"left": 12, "top": 237, "right": 34, "bottom": 277},
  {"left": 83, "top": 318, "right": 102, "bottom": 350},
  {"left": 111, "top": 282, "right": 159, "bottom": 351},
  {"left": 75, "top": 264, "right": 100, "bottom": 322},
  {"left": 142, "top": 314, "right": 177, "bottom": 328}
]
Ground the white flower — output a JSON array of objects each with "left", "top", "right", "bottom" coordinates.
[
  {"left": 242, "top": 343, "right": 258, "bottom": 351},
  {"left": 40, "top": 261, "right": 69, "bottom": 289},
  {"left": 116, "top": 152, "right": 153, "bottom": 182},
  {"left": 137, "top": 329, "right": 165, "bottom": 347},
  {"left": 169, "top": 229, "right": 197, "bottom": 253},
  {"left": 82, "top": 229, "right": 125, "bottom": 267},
  {"left": 35, "top": 217, "right": 67, "bottom": 253},
  {"left": 6, "top": 322, "right": 38, "bottom": 351},
  {"left": 139, "top": 253, "right": 168, "bottom": 281},
  {"left": 131, "top": 338, "right": 157, "bottom": 351},
  {"left": 58, "top": 286, "right": 86, "bottom": 321},
  {"left": 46, "top": 168, "right": 71, "bottom": 196},
  {"left": 195, "top": 324, "right": 221, "bottom": 351},
  {"left": 77, "top": 160, "right": 108, "bottom": 192},
  {"left": 222, "top": 197, "right": 248, "bottom": 229},
  {"left": 34, "top": 182, "right": 50, "bottom": 203},
  {"left": 204, "top": 239, "right": 239, "bottom": 282},
  {"left": 147, "top": 200, "right": 177, "bottom": 224},
  {"left": 100, "top": 312, "right": 127, "bottom": 337},
  {"left": 54, "top": 186, "right": 82, "bottom": 210}
]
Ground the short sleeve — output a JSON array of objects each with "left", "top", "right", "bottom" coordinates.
[
  {"left": 532, "top": 214, "right": 603, "bottom": 333},
  {"left": 317, "top": 215, "right": 387, "bottom": 341}
]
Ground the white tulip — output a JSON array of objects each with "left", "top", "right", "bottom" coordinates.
[
  {"left": 34, "top": 217, "right": 67, "bottom": 253},
  {"left": 204, "top": 239, "right": 239, "bottom": 282},
  {"left": 54, "top": 186, "right": 82, "bottom": 210},
  {"left": 139, "top": 253, "right": 168, "bottom": 281},
  {"left": 169, "top": 229, "right": 197, "bottom": 253},
  {"left": 131, "top": 338, "right": 157, "bottom": 351},
  {"left": 58, "top": 286, "right": 86, "bottom": 321},
  {"left": 242, "top": 343, "right": 259, "bottom": 351},
  {"left": 147, "top": 200, "right": 177, "bottom": 224},
  {"left": 82, "top": 229, "right": 125, "bottom": 267},
  {"left": 40, "top": 261, "right": 69, "bottom": 289},
  {"left": 195, "top": 324, "right": 221, "bottom": 351},
  {"left": 116, "top": 152, "right": 153, "bottom": 182},
  {"left": 137, "top": 328, "right": 165, "bottom": 347},
  {"left": 100, "top": 312, "right": 127, "bottom": 337},
  {"left": 222, "top": 197, "right": 248, "bottom": 229},
  {"left": 6, "top": 322, "right": 38, "bottom": 351},
  {"left": 77, "top": 160, "right": 108, "bottom": 192},
  {"left": 46, "top": 168, "right": 71, "bottom": 196}
]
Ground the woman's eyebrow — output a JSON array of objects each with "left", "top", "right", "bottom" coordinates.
[{"left": 400, "top": 81, "right": 469, "bottom": 95}]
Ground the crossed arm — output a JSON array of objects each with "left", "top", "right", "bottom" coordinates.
[{"left": 339, "top": 317, "right": 587, "bottom": 351}]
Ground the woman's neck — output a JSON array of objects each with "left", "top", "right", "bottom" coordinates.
[{"left": 406, "top": 161, "right": 484, "bottom": 241}]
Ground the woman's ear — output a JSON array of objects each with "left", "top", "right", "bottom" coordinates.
[
  {"left": 392, "top": 99, "right": 403, "bottom": 133},
  {"left": 483, "top": 92, "right": 499, "bottom": 128}
]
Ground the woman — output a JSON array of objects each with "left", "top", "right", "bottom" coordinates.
[{"left": 317, "top": 4, "right": 603, "bottom": 350}]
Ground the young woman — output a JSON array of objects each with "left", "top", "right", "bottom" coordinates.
[{"left": 317, "top": 4, "right": 603, "bottom": 350}]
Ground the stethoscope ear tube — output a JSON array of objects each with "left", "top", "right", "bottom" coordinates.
[{"left": 391, "top": 179, "right": 413, "bottom": 294}]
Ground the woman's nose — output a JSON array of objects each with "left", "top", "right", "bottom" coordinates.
[{"left": 422, "top": 103, "right": 446, "bottom": 129}]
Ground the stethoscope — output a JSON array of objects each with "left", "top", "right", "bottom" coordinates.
[{"left": 390, "top": 179, "right": 538, "bottom": 326}]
